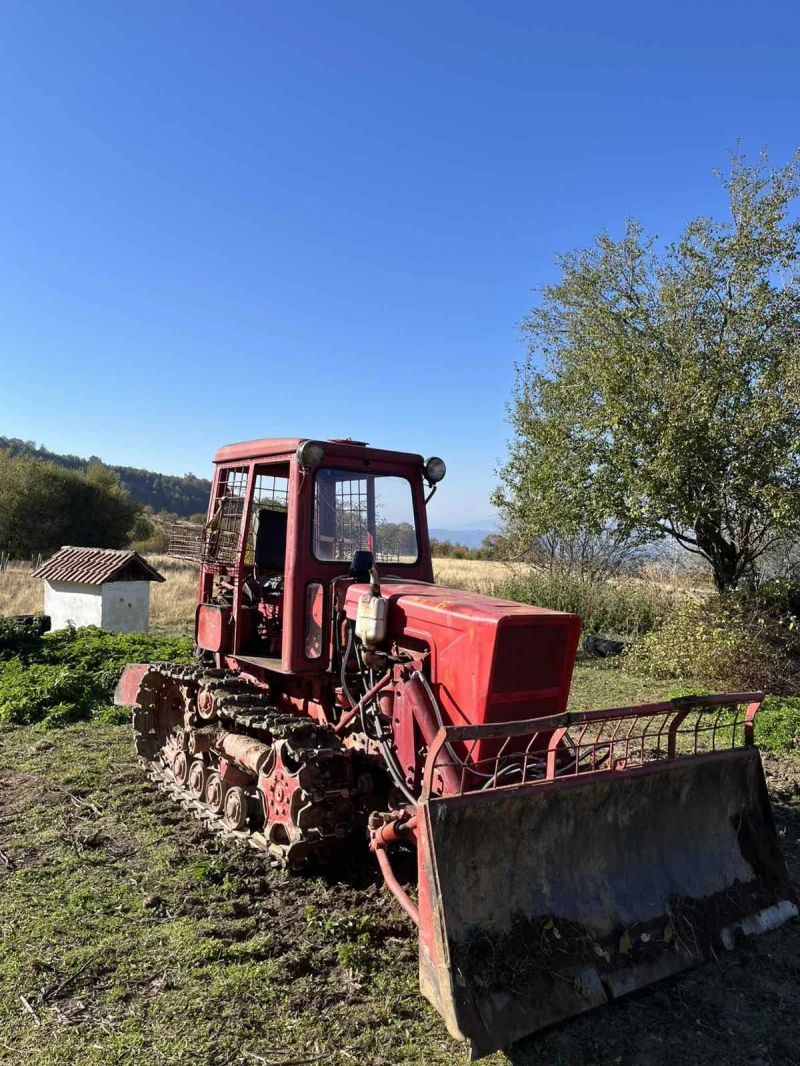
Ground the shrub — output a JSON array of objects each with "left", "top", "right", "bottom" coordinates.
[
  {"left": 494, "top": 571, "right": 675, "bottom": 639},
  {"left": 626, "top": 596, "right": 800, "bottom": 695},
  {"left": 754, "top": 696, "right": 800, "bottom": 753},
  {"left": 0, "top": 616, "right": 44, "bottom": 662},
  {"left": 0, "top": 626, "right": 193, "bottom": 727},
  {"left": 751, "top": 577, "right": 800, "bottom": 616}
]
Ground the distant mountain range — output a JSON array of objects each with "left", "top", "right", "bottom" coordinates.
[
  {"left": 429, "top": 528, "right": 495, "bottom": 548},
  {"left": 1, "top": 437, "right": 211, "bottom": 517}
]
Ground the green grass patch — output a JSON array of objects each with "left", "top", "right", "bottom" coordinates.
[
  {"left": 0, "top": 626, "right": 193, "bottom": 727},
  {"left": 754, "top": 696, "right": 800, "bottom": 753}
]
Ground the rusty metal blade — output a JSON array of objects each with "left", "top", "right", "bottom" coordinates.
[{"left": 416, "top": 748, "right": 796, "bottom": 1060}]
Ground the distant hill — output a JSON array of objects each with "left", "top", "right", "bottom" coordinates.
[
  {"left": 1, "top": 439, "right": 500, "bottom": 535},
  {"left": 0, "top": 437, "right": 211, "bottom": 517},
  {"left": 429, "top": 528, "right": 493, "bottom": 549}
]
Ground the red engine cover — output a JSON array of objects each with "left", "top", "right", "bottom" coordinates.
[{"left": 344, "top": 581, "right": 580, "bottom": 730}]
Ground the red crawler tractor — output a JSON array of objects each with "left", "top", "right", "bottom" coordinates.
[{"left": 116, "top": 436, "right": 797, "bottom": 1058}]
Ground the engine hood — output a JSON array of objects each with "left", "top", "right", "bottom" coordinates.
[{"left": 344, "top": 579, "right": 581, "bottom": 728}]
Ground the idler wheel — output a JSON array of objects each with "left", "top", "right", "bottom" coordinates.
[
  {"left": 196, "top": 688, "right": 218, "bottom": 722},
  {"left": 205, "top": 772, "right": 226, "bottom": 815},
  {"left": 172, "top": 750, "right": 189, "bottom": 786},
  {"left": 188, "top": 759, "right": 207, "bottom": 800},
  {"left": 223, "top": 786, "right": 248, "bottom": 831}
]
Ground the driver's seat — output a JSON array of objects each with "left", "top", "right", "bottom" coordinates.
[{"left": 254, "top": 508, "right": 287, "bottom": 573}]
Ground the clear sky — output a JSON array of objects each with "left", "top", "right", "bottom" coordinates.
[{"left": 0, "top": 1, "right": 798, "bottom": 526}]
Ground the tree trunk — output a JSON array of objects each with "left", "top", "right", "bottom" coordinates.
[{"left": 694, "top": 515, "right": 744, "bottom": 593}]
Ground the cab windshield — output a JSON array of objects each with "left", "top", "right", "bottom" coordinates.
[{"left": 313, "top": 468, "right": 418, "bottom": 564}]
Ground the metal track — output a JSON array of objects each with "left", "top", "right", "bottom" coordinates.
[
  {"left": 142, "top": 754, "right": 271, "bottom": 853},
  {"left": 133, "top": 662, "right": 353, "bottom": 866}
]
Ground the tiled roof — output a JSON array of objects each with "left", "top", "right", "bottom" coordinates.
[{"left": 31, "top": 547, "right": 165, "bottom": 585}]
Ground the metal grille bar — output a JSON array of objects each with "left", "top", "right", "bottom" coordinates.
[
  {"left": 422, "top": 693, "right": 764, "bottom": 798},
  {"left": 167, "top": 468, "right": 289, "bottom": 567}
]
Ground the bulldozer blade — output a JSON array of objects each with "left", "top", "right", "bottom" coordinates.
[{"left": 416, "top": 746, "right": 796, "bottom": 1060}]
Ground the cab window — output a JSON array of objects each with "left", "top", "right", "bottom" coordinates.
[{"left": 313, "top": 469, "right": 418, "bottom": 564}]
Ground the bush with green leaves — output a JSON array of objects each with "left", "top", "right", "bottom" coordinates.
[
  {"left": 627, "top": 595, "right": 800, "bottom": 694},
  {"left": 494, "top": 570, "right": 675, "bottom": 639},
  {"left": 752, "top": 696, "right": 800, "bottom": 753},
  {"left": 0, "top": 616, "right": 44, "bottom": 662},
  {"left": 0, "top": 625, "right": 193, "bottom": 728}
]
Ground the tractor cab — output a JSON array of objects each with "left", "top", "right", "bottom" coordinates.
[{"left": 184, "top": 438, "right": 441, "bottom": 674}]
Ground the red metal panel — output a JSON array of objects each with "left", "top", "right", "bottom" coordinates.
[
  {"left": 343, "top": 581, "right": 580, "bottom": 737},
  {"left": 196, "top": 604, "right": 231, "bottom": 653},
  {"left": 214, "top": 437, "right": 425, "bottom": 466},
  {"left": 113, "top": 663, "right": 150, "bottom": 706}
]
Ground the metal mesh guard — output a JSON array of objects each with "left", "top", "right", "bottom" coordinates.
[{"left": 423, "top": 692, "right": 766, "bottom": 797}]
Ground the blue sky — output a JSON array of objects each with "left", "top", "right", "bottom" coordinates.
[{"left": 0, "top": 1, "right": 798, "bottom": 525}]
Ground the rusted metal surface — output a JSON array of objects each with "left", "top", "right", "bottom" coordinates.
[
  {"left": 422, "top": 693, "right": 767, "bottom": 796},
  {"left": 415, "top": 715, "right": 796, "bottom": 1059},
  {"left": 126, "top": 663, "right": 355, "bottom": 867},
  {"left": 216, "top": 731, "right": 273, "bottom": 775}
]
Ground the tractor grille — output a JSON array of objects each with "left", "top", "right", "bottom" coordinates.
[{"left": 490, "top": 620, "right": 570, "bottom": 696}]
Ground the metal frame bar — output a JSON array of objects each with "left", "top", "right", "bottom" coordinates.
[{"left": 422, "top": 692, "right": 764, "bottom": 799}]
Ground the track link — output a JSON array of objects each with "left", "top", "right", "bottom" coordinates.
[{"left": 132, "top": 662, "right": 355, "bottom": 866}]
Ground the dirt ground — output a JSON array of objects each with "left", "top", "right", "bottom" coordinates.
[{"left": 1, "top": 721, "right": 799, "bottom": 1066}]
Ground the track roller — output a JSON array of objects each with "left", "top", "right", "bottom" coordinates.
[
  {"left": 224, "top": 786, "right": 249, "bottom": 831},
  {"left": 173, "top": 750, "right": 189, "bottom": 786},
  {"left": 205, "top": 772, "right": 226, "bottom": 816},
  {"left": 188, "top": 759, "right": 208, "bottom": 800}
]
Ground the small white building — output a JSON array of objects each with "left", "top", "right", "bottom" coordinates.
[{"left": 32, "top": 547, "right": 165, "bottom": 634}]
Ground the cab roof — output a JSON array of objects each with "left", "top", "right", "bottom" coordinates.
[{"left": 213, "top": 437, "right": 425, "bottom": 467}]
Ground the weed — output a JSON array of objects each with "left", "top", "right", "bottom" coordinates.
[
  {"left": 305, "top": 905, "right": 379, "bottom": 973},
  {"left": 0, "top": 626, "right": 193, "bottom": 727},
  {"left": 753, "top": 696, "right": 800, "bottom": 753}
]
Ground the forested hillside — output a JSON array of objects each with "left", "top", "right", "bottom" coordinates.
[{"left": 0, "top": 437, "right": 210, "bottom": 517}]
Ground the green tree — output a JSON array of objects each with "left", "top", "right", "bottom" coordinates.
[
  {"left": 0, "top": 452, "right": 140, "bottom": 557},
  {"left": 494, "top": 149, "right": 800, "bottom": 592}
]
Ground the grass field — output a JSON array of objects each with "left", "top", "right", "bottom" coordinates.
[
  {"left": 1, "top": 661, "right": 799, "bottom": 1066},
  {"left": 0, "top": 555, "right": 693, "bottom": 638}
]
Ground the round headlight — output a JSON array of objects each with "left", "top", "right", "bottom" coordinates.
[
  {"left": 424, "top": 456, "right": 446, "bottom": 484},
  {"left": 296, "top": 440, "right": 325, "bottom": 470}
]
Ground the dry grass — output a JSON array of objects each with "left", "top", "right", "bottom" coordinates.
[
  {"left": 0, "top": 564, "right": 43, "bottom": 616},
  {"left": 0, "top": 557, "right": 199, "bottom": 635},
  {"left": 0, "top": 554, "right": 691, "bottom": 640},
  {"left": 0, "top": 556, "right": 515, "bottom": 634},
  {"left": 145, "top": 555, "right": 198, "bottom": 634},
  {"left": 431, "top": 557, "right": 518, "bottom": 592}
]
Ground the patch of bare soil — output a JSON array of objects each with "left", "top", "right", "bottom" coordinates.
[
  {"left": 5, "top": 722, "right": 799, "bottom": 1066},
  {"left": 133, "top": 747, "right": 800, "bottom": 1066}
]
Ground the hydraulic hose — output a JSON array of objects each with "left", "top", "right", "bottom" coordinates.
[{"left": 339, "top": 622, "right": 417, "bottom": 807}]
